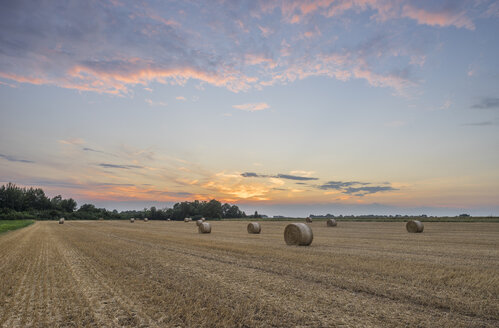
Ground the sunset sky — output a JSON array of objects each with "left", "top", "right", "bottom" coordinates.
[{"left": 1, "top": 0, "right": 498, "bottom": 216}]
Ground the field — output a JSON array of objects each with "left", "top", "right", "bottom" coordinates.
[{"left": 0, "top": 221, "right": 497, "bottom": 327}]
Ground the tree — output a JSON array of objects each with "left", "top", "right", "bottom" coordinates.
[
  {"left": 222, "top": 203, "right": 231, "bottom": 218},
  {"left": 78, "top": 204, "right": 96, "bottom": 212},
  {"left": 203, "top": 199, "right": 222, "bottom": 219},
  {"left": 60, "top": 198, "right": 77, "bottom": 212}
]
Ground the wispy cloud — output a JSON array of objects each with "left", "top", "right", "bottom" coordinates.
[
  {"left": 145, "top": 98, "right": 167, "bottom": 107},
  {"left": 275, "top": 174, "right": 318, "bottom": 181},
  {"left": 241, "top": 172, "right": 318, "bottom": 181},
  {"left": 462, "top": 121, "right": 496, "bottom": 127},
  {"left": 98, "top": 163, "right": 143, "bottom": 169},
  {"left": 2, "top": 0, "right": 476, "bottom": 97},
  {"left": 471, "top": 98, "right": 499, "bottom": 109},
  {"left": 0, "top": 154, "right": 35, "bottom": 163},
  {"left": 318, "top": 181, "right": 397, "bottom": 196},
  {"left": 82, "top": 147, "right": 107, "bottom": 154},
  {"left": 233, "top": 102, "right": 270, "bottom": 112},
  {"left": 59, "top": 138, "right": 85, "bottom": 146},
  {"left": 402, "top": 4, "right": 475, "bottom": 30}
]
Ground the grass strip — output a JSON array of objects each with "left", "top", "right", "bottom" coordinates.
[{"left": 0, "top": 220, "right": 35, "bottom": 234}]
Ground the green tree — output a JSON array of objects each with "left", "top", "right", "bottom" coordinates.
[{"left": 203, "top": 199, "right": 222, "bottom": 219}]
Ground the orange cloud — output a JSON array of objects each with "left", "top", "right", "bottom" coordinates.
[
  {"left": 78, "top": 184, "right": 199, "bottom": 202},
  {"left": 0, "top": 72, "right": 49, "bottom": 85}
]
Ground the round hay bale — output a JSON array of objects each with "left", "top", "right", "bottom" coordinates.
[
  {"left": 198, "top": 222, "right": 211, "bottom": 233},
  {"left": 326, "top": 219, "right": 337, "bottom": 227},
  {"left": 247, "top": 222, "right": 261, "bottom": 234},
  {"left": 167, "top": 218, "right": 171, "bottom": 221},
  {"left": 196, "top": 219, "right": 203, "bottom": 226},
  {"left": 130, "top": 218, "right": 135, "bottom": 223},
  {"left": 284, "top": 223, "right": 313, "bottom": 246},
  {"left": 406, "top": 220, "right": 424, "bottom": 233},
  {"left": 144, "top": 218, "right": 148, "bottom": 222},
  {"left": 305, "top": 217, "right": 312, "bottom": 223},
  {"left": 59, "top": 218, "right": 64, "bottom": 224}
]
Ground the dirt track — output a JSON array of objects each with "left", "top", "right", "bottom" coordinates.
[{"left": 0, "top": 220, "right": 498, "bottom": 327}]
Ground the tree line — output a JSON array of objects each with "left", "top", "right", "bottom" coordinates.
[{"left": 0, "top": 183, "right": 248, "bottom": 220}]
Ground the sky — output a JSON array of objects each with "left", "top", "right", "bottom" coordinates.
[{"left": 1, "top": 0, "right": 499, "bottom": 216}]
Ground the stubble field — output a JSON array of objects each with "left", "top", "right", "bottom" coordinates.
[{"left": 0, "top": 220, "right": 498, "bottom": 327}]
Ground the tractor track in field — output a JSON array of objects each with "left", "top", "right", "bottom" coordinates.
[{"left": 54, "top": 231, "right": 160, "bottom": 328}]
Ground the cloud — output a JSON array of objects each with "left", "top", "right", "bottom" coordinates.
[
  {"left": 0, "top": 0, "right": 484, "bottom": 97},
  {"left": 462, "top": 121, "right": 496, "bottom": 127},
  {"left": 59, "top": 138, "right": 85, "bottom": 146},
  {"left": 289, "top": 170, "right": 315, "bottom": 177},
  {"left": 485, "top": 2, "right": 499, "bottom": 18},
  {"left": 275, "top": 174, "right": 318, "bottom": 181},
  {"left": 263, "top": 0, "right": 475, "bottom": 30},
  {"left": 98, "top": 163, "right": 143, "bottom": 169},
  {"left": 402, "top": 4, "right": 475, "bottom": 30},
  {"left": 0, "top": 153, "right": 35, "bottom": 163},
  {"left": 241, "top": 172, "right": 264, "bottom": 178},
  {"left": 241, "top": 172, "right": 318, "bottom": 181},
  {"left": 352, "top": 67, "right": 415, "bottom": 96},
  {"left": 471, "top": 98, "right": 499, "bottom": 109},
  {"left": 233, "top": 102, "right": 270, "bottom": 112},
  {"left": 318, "top": 181, "right": 397, "bottom": 196},
  {"left": 82, "top": 147, "right": 107, "bottom": 154},
  {"left": 176, "top": 96, "right": 186, "bottom": 101},
  {"left": 343, "top": 186, "right": 397, "bottom": 195},
  {"left": 319, "top": 181, "right": 368, "bottom": 190},
  {"left": 145, "top": 98, "right": 167, "bottom": 107}
]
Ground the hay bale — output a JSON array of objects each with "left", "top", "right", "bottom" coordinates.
[
  {"left": 196, "top": 219, "right": 203, "bottom": 226},
  {"left": 59, "top": 218, "right": 64, "bottom": 224},
  {"left": 406, "top": 220, "right": 424, "bottom": 233},
  {"left": 184, "top": 217, "right": 191, "bottom": 222},
  {"left": 305, "top": 217, "right": 312, "bottom": 223},
  {"left": 130, "top": 218, "right": 135, "bottom": 223},
  {"left": 284, "top": 223, "right": 313, "bottom": 246},
  {"left": 247, "top": 222, "right": 261, "bottom": 234},
  {"left": 144, "top": 218, "right": 148, "bottom": 222},
  {"left": 167, "top": 218, "right": 171, "bottom": 221},
  {"left": 198, "top": 222, "right": 211, "bottom": 234},
  {"left": 326, "top": 219, "right": 337, "bottom": 227}
]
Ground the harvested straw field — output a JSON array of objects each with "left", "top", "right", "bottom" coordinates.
[{"left": 0, "top": 220, "right": 498, "bottom": 327}]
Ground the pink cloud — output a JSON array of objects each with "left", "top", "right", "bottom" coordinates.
[
  {"left": 264, "top": 0, "right": 475, "bottom": 31},
  {"left": 353, "top": 68, "right": 414, "bottom": 95},
  {"left": 0, "top": 72, "right": 49, "bottom": 85},
  {"left": 233, "top": 102, "right": 270, "bottom": 112},
  {"left": 0, "top": 57, "right": 259, "bottom": 95},
  {"left": 402, "top": 4, "right": 475, "bottom": 30},
  {"left": 244, "top": 54, "right": 276, "bottom": 68}
]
